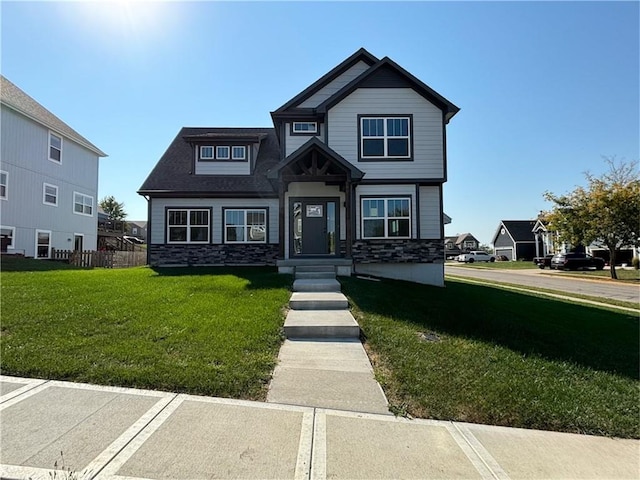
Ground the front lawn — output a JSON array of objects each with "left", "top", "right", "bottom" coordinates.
[
  {"left": 340, "top": 276, "right": 639, "bottom": 438},
  {"left": 1, "top": 261, "right": 292, "bottom": 400}
]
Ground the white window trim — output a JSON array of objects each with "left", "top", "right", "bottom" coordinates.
[
  {"left": 73, "top": 191, "right": 94, "bottom": 217},
  {"left": 216, "top": 146, "right": 230, "bottom": 160},
  {"left": 49, "top": 131, "right": 63, "bottom": 164},
  {"left": 1, "top": 225, "right": 15, "bottom": 249},
  {"left": 292, "top": 122, "right": 318, "bottom": 134},
  {"left": 35, "top": 229, "right": 52, "bottom": 259},
  {"left": 73, "top": 233, "right": 84, "bottom": 252},
  {"left": 200, "top": 146, "right": 214, "bottom": 160},
  {"left": 231, "top": 146, "right": 246, "bottom": 160},
  {"left": 361, "top": 197, "right": 412, "bottom": 239},
  {"left": 166, "top": 208, "right": 210, "bottom": 244},
  {"left": 43, "top": 183, "right": 59, "bottom": 206},
  {"left": 0, "top": 170, "right": 7, "bottom": 200},
  {"left": 360, "top": 116, "right": 411, "bottom": 159},
  {"left": 224, "top": 209, "right": 267, "bottom": 244}
]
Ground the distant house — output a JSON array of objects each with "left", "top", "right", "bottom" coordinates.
[
  {"left": 138, "top": 48, "right": 460, "bottom": 286},
  {"left": 492, "top": 220, "right": 537, "bottom": 260},
  {"left": 127, "top": 221, "right": 147, "bottom": 242},
  {"left": 0, "top": 76, "right": 107, "bottom": 258},
  {"left": 444, "top": 233, "right": 479, "bottom": 259}
]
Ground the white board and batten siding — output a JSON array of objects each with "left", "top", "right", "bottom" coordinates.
[
  {"left": 0, "top": 105, "right": 99, "bottom": 256},
  {"left": 328, "top": 88, "right": 444, "bottom": 180},
  {"left": 149, "top": 197, "right": 279, "bottom": 244}
]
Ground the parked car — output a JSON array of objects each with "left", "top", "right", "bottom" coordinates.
[
  {"left": 533, "top": 255, "right": 554, "bottom": 269},
  {"left": 456, "top": 251, "right": 496, "bottom": 263},
  {"left": 549, "top": 253, "right": 605, "bottom": 271}
]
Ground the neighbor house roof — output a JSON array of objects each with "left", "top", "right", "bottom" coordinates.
[
  {"left": 0, "top": 76, "right": 107, "bottom": 157},
  {"left": 492, "top": 220, "right": 537, "bottom": 244},
  {"left": 138, "top": 127, "right": 279, "bottom": 196}
]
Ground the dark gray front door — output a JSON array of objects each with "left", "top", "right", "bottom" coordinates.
[{"left": 291, "top": 198, "right": 338, "bottom": 256}]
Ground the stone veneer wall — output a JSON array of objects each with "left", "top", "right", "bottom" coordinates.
[
  {"left": 351, "top": 239, "right": 444, "bottom": 263},
  {"left": 149, "top": 244, "right": 280, "bottom": 266}
]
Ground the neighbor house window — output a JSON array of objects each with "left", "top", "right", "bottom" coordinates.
[
  {"left": 1, "top": 226, "right": 15, "bottom": 249},
  {"left": 200, "top": 146, "right": 214, "bottom": 160},
  {"left": 224, "top": 209, "right": 267, "bottom": 243},
  {"left": 167, "top": 209, "right": 210, "bottom": 243},
  {"left": 43, "top": 183, "right": 58, "bottom": 206},
  {"left": 360, "top": 116, "right": 411, "bottom": 159},
  {"left": 232, "top": 146, "right": 246, "bottom": 160},
  {"left": 73, "top": 192, "right": 93, "bottom": 216},
  {"left": 292, "top": 122, "right": 318, "bottom": 134},
  {"left": 36, "top": 230, "right": 51, "bottom": 258},
  {"left": 361, "top": 197, "right": 411, "bottom": 239},
  {"left": 0, "top": 171, "right": 7, "bottom": 200},
  {"left": 216, "top": 146, "right": 230, "bottom": 160},
  {"left": 49, "top": 132, "right": 62, "bottom": 163}
]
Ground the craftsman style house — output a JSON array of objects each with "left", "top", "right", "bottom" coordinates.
[
  {"left": 139, "top": 49, "right": 459, "bottom": 286},
  {"left": 0, "top": 76, "right": 106, "bottom": 258}
]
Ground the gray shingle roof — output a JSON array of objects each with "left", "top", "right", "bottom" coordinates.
[
  {"left": 501, "top": 220, "right": 537, "bottom": 242},
  {"left": 138, "top": 127, "right": 279, "bottom": 196},
  {"left": 0, "top": 76, "right": 107, "bottom": 157}
]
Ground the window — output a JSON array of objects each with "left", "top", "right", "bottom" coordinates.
[
  {"left": 232, "top": 146, "right": 246, "bottom": 160},
  {"left": 1, "top": 226, "right": 15, "bottom": 249},
  {"left": 36, "top": 230, "right": 51, "bottom": 258},
  {"left": 73, "top": 192, "right": 93, "bottom": 216},
  {"left": 167, "top": 209, "right": 210, "bottom": 243},
  {"left": 49, "top": 132, "right": 62, "bottom": 163},
  {"left": 43, "top": 183, "right": 58, "bottom": 206},
  {"left": 224, "top": 209, "right": 267, "bottom": 243},
  {"left": 292, "top": 122, "right": 318, "bottom": 134},
  {"left": 0, "top": 171, "right": 7, "bottom": 200},
  {"left": 361, "top": 197, "right": 411, "bottom": 239},
  {"left": 200, "top": 146, "right": 214, "bottom": 160},
  {"left": 216, "top": 146, "right": 230, "bottom": 160},
  {"left": 360, "top": 116, "right": 410, "bottom": 159}
]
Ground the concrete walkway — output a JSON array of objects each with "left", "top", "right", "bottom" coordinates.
[
  {"left": 267, "top": 265, "right": 389, "bottom": 414},
  {"left": 2, "top": 376, "right": 638, "bottom": 480}
]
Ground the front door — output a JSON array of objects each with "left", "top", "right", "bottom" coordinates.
[{"left": 291, "top": 198, "right": 338, "bottom": 256}]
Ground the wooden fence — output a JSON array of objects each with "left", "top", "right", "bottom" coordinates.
[{"left": 51, "top": 249, "right": 146, "bottom": 268}]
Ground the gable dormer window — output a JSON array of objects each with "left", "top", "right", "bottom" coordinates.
[
  {"left": 200, "top": 146, "right": 214, "bottom": 160},
  {"left": 216, "top": 146, "right": 230, "bottom": 159},
  {"left": 359, "top": 116, "right": 411, "bottom": 160},
  {"left": 292, "top": 122, "right": 318, "bottom": 134}
]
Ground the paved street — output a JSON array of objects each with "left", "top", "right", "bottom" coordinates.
[{"left": 445, "top": 265, "right": 640, "bottom": 304}]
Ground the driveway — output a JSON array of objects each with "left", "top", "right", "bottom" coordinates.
[{"left": 445, "top": 265, "right": 640, "bottom": 304}]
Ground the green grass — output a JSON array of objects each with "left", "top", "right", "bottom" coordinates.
[
  {"left": 1, "top": 261, "right": 292, "bottom": 400},
  {"left": 550, "top": 268, "right": 640, "bottom": 283},
  {"left": 340, "top": 276, "right": 639, "bottom": 438}
]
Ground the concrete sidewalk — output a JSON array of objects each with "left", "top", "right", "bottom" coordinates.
[{"left": 1, "top": 376, "right": 638, "bottom": 480}]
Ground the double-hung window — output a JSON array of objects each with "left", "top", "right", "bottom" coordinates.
[
  {"left": 224, "top": 209, "right": 267, "bottom": 243},
  {"left": 73, "top": 192, "right": 93, "bottom": 216},
  {"left": 361, "top": 197, "right": 411, "bottom": 239},
  {"left": 167, "top": 209, "right": 210, "bottom": 243},
  {"left": 43, "top": 183, "right": 58, "bottom": 206},
  {"left": 49, "top": 132, "right": 62, "bottom": 163},
  {"left": 0, "top": 171, "right": 7, "bottom": 200},
  {"left": 360, "top": 116, "right": 411, "bottom": 159}
]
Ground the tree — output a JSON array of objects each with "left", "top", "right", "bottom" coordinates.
[
  {"left": 99, "top": 196, "right": 127, "bottom": 221},
  {"left": 543, "top": 157, "right": 640, "bottom": 279}
]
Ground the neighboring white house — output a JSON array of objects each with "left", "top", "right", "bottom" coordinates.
[
  {"left": 0, "top": 76, "right": 107, "bottom": 258},
  {"left": 139, "top": 49, "right": 459, "bottom": 286}
]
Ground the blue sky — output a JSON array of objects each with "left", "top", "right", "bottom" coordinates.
[{"left": 2, "top": 1, "right": 638, "bottom": 245}]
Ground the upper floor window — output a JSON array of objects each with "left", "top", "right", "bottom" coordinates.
[
  {"left": 361, "top": 197, "right": 411, "bottom": 239},
  {"left": 73, "top": 192, "right": 93, "bottom": 216},
  {"left": 232, "top": 146, "right": 246, "bottom": 160},
  {"left": 167, "top": 208, "right": 210, "bottom": 243},
  {"left": 224, "top": 209, "right": 266, "bottom": 243},
  {"left": 200, "top": 146, "right": 214, "bottom": 160},
  {"left": 216, "top": 146, "right": 230, "bottom": 160},
  {"left": 292, "top": 122, "right": 318, "bottom": 134},
  {"left": 199, "top": 145, "right": 248, "bottom": 161},
  {"left": 0, "top": 171, "right": 7, "bottom": 200},
  {"left": 43, "top": 183, "right": 58, "bottom": 206},
  {"left": 360, "top": 116, "right": 411, "bottom": 160},
  {"left": 49, "top": 132, "right": 62, "bottom": 163}
]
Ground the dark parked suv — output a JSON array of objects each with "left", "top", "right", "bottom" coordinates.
[{"left": 550, "top": 253, "right": 605, "bottom": 271}]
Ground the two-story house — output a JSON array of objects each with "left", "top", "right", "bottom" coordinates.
[
  {"left": 139, "top": 49, "right": 459, "bottom": 286},
  {"left": 1, "top": 76, "right": 107, "bottom": 258}
]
